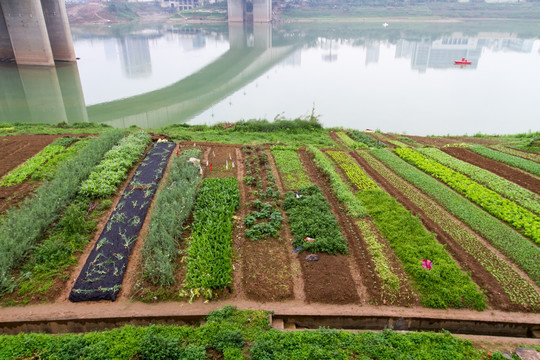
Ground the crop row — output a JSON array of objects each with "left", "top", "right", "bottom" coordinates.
[
  {"left": 271, "top": 148, "right": 311, "bottom": 191},
  {"left": 327, "top": 151, "right": 378, "bottom": 191},
  {"left": 491, "top": 144, "right": 540, "bottom": 163},
  {"left": 0, "top": 142, "right": 65, "bottom": 186},
  {"left": 332, "top": 152, "right": 485, "bottom": 309},
  {"left": 356, "top": 219, "right": 401, "bottom": 302},
  {"left": 346, "top": 130, "right": 386, "bottom": 148},
  {"left": 79, "top": 131, "right": 152, "bottom": 198},
  {"left": 395, "top": 148, "right": 540, "bottom": 243},
  {"left": 307, "top": 146, "right": 367, "bottom": 218},
  {"left": 183, "top": 177, "right": 240, "bottom": 300},
  {"left": 418, "top": 148, "right": 540, "bottom": 216},
  {"left": 31, "top": 138, "right": 91, "bottom": 181},
  {"left": 0, "top": 130, "right": 125, "bottom": 295},
  {"left": 468, "top": 145, "right": 540, "bottom": 176},
  {"left": 335, "top": 131, "right": 360, "bottom": 149},
  {"left": 371, "top": 149, "right": 540, "bottom": 286},
  {"left": 358, "top": 151, "right": 540, "bottom": 309},
  {"left": 69, "top": 142, "right": 175, "bottom": 302},
  {"left": 141, "top": 149, "right": 202, "bottom": 287},
  {"left": 284, "top": 185, "right": 348, "bottom": 254},
  {"left": 307, "top": 147, "right": 403, "bottom": 301}
]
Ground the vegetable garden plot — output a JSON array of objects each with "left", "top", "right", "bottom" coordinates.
[
  {"left": 468, "top": 145, "right": 540, "bottom": 177},
  {"left": 240, "top": 146, "right": 293, "bottom": 302},
  {"left": 356, "top": 150, "right": 540, "bottom": 311},
  {"left": 69, "top": 142, "right": 175, "bottom": 302},
  {"left": 442, "top": 147, "right": 540, "bottom": 196},
  {"left": 395, "top": 148, "right": 540, "bottom": 243},
  {"left": 329, "top": 151, "right": 486, "bottom": 310},
  {"left": 490, "top": 144, "right": 540, "bottom": 163}
]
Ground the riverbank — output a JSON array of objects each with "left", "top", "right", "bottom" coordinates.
[{"left": 66, "top": 2, "right": 540, "bottom": 25}]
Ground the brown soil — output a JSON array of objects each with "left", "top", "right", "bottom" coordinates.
[
  {"left": 313, "top": 149, "right": 419, "bottom": 307},
  {"left": 297, "top": 149, "right": 362, "bottom": 305},
  {"left": 0, "top": 135, "right": 62, "bottom": 215},
  {"left": 442, "top": 147, "right": 540, "bottom": 195},
  {"left": 239, "top": 146, "right": 294, "bottom": 302},
  {"left": 350, "top": 151, "right": 523, "bottom": 312},
  {"left": 328, "top": 131, "right": 349, "bottom": 150},
  {"left": 406, "top": 135, "right": 501, "bottom": 147},
  {"left": 267, "top": 149, "right": 305, "bottom": 302}
]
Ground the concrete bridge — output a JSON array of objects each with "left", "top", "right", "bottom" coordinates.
[
  {"left": 0, "top": 0, "right": 75, "bottom": 66},
  {"left": 0, "top": 0, "right": 271, "bottom": 66}
]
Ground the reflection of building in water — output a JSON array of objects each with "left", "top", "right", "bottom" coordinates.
[
  {"left": 117, "top": 36, "right": 152, "bottom": 78},
  {"left": 365, "top": 42, "right": 380, "bottom": 65},
  {"left": 395, "top": 35, "right": 535, "bottom": 73}
]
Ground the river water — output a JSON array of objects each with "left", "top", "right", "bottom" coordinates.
[{"left": 1, "top": 21, "right": 539, "bottom": 135}]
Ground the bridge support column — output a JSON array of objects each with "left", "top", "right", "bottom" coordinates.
[
  {"left": 227, "top": 0, "right": 246, "bottom": 23},
  {"left": 253, "top": 0, "right": 271, "bottom": 23},
  {"left": 41, "top": 0, "right": 76, "bottom": 62},
  {"left": 0, "top": 0, "right": 54, "bottom": 66},
  {"left": 0, "top": 6, "right": 14, "bottom": 61}
]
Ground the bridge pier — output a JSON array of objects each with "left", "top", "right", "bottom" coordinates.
[
  {"left": 228, "top": 0, "right": 271, "bottom": 23},
  {"left": 0, "top": 0, "right": 75, "bottom": 66},
  {"left": 0, "top": 6, "right": 14, "bottom": 61}
]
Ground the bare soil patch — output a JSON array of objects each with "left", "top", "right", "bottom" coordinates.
[
  {"left": 0, "top": 135, "right": 62, "bottom": 215},
  {"left": 406, "top": 135, "right": 501, "bottom": 147},
  {"left": 442, "top": 147, "right": 540, "bottom": 195}
]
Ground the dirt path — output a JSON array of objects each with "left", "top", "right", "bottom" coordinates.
[
  {"left": 442, "top": 147, "right": 540, "bottom": 195},
  {"left": 351, "top": 151, "right": 525, "bottom": 312}
]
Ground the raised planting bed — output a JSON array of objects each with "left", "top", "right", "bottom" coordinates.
[
  {"left": 140, "top": 148, "right": 202, "bottom": 287},
  {"left": 395, "top": 148, "right": 540, "bottom": 243},
  {"left": 0, "top": 142, "right": 65, "bottom": 186},
  {"left": 0, "top": 131, "right": 125, "bottom": 295},
  {"left": 468, "top": 145, "right": 540, "bottom": 177},
  {"left": 182, "top": 177, "right": 240, "bottom": 300},
  {"left": 240, "top": 145, "right": 293, "bottom": 302},
  {"left": 284, "top": 185, "right": 348, "bottom": 255},
  {"left": 271, "top": 147, "right": 311, "bottom": 191},
  {"left": 371, "top": 149, "right": 540, "bottom": 287},
  {"left": 69, "top": 141, "right": 175, "bottom": 302},
  {"left": 418, "top": 147, "right": 540, "bottom": 216},
  {"left": 356, "top": 150, "right": 540, "bottom": 312}
]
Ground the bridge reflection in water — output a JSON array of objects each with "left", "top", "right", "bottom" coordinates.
[
  {"left": 0, "top": 23, "right": 295, "bottom": 129},
  {"left": 0, "top": 62, "right": 87, "bottom": 124}
]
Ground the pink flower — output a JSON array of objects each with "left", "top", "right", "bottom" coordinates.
[{"left": 421, "top": 259, "right": 433, "bottom": 270}]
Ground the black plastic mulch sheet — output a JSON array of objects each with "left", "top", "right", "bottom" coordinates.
[{"left": 69, "top": 142, "right": 175, "bottom": 302}]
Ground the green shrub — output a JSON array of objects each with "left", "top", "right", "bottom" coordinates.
[{"left": 139, "top": 332, "right": 181, "bottom": 360}]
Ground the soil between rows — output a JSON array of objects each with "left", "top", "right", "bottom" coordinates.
[
  {"left": 350, "top": 151, "right": 523, "bottom": 312},
  {"left": 1, "top": 137, "right": 539, "bottom": 333},
  {"left": 0, "top": 135, "right": 63, "bottom": 216},
  {"left": 442, "top": 147, "right": 540, "bottom": 195}
]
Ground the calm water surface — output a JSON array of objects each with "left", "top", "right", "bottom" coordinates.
[{"left": 1, "top": 21, "right": 539, "bottom": 135}]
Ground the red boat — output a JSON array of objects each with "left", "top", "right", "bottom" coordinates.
[{"left": 454, "top": 57, "right": 472, "bottom": 65}]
